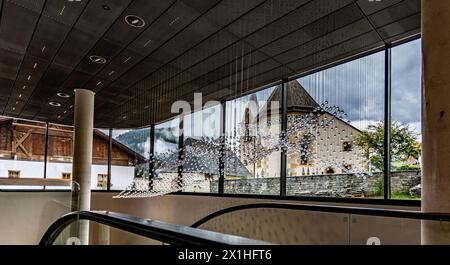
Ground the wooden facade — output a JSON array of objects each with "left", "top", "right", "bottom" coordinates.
[{"left": 0, "top": 118, "right": 145, "bottom": 166}]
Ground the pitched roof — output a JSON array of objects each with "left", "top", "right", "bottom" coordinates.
[
  {"left": 259, "top": 80, "right": 319, "bottom": 117},
  {"left": 267, "top": 80, "right": 319, "bottom": 112},
  {"left": 93, "top": 129, "right": 146, "bottom": 163}
]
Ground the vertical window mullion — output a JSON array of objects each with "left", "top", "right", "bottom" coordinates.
[
  {"left": 149, "top": 124, "right": 155, "bottom": 192},
  {"left": 384, "top": 45, "right": 392, "bottom": 200},
  {"left": 281, "top": 79, "right": 288, "bottom": 196},
  {"left": 178, "top": 116, "right": 184, "bottom": 190},
  {"left": 43, "top": 121, "right": 49, "bottom": 190},
  {"left": 107, "top": 128, "right": 112, "bottom": 191},
  {"left": 219, "top": 100, "right": 226, "bottom": 194}
]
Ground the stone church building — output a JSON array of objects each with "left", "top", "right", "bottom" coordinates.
[{"left": 240, "top": 80, "right": 367, "bottom": 179}]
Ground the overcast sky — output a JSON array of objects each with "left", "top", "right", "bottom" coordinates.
[{"left": 298, "top": 39, "right": 422, "bottom": 140}]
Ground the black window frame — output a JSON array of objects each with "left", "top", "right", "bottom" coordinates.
[{"left": 0, "top": 35, "right": 421, "bottom": 207}]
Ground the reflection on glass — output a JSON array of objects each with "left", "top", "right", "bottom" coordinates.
[
  {"left": 182, "top": 104, "right": 221, "bottom": 193},
  {"left": 390, "top": 39, "right": 422, "bottom": 200},
  {"left": 45, "top": 123, "right": 74, "bottom": 190},
  {"left": 111, "top": 128, "right": 150, "bottom": 191},
  {"left": 0, "top": 117, "right": 46, "bottom": 190},
  {"left": 225, "top": 85, "right": 281, "bottom": 195},
  {"left": 287, "top": 51, "right": 385, "bottom": 198},
  {"left": 152, "top": 118, "right": 180, "bottom": 193}
]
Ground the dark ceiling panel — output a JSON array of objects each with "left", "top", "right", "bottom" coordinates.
[
  {"left": 26, "top": 17, "right": 72, "bottom": 61},
  {"left": 356, "top": 0, "right": 403, "bottom": 16},
  {"left": 378, "top": 13, "right": 421, "bottom": 43},
  {"left": 0, "top": 77, "right": 14, "bottom": 96},
  {"left": 7, "top": 0, "right": 45, "bottom": 12},
  {"left": 74, "top": 0, "right": 133, "bottom": 36},
  {"left": 369, "top": 0, "right": 420, "bottom": 28},
  {"left": 0, "top": 1, "right": 41, "bottom": 53},
  {"left": 43, "top": 0, "right": 88, "bottom": 26},
  {"left": 202, "top": 0, "right": 265, "bottom": 27},
  {"left": 0, "top": 0, "right": 421, "bottom": 127},
  {"left": 0, "top": 49, "right": 22, "bottom": 80},
  {"left": 53, "top": 28, "right": 103, "bottom": 69}
]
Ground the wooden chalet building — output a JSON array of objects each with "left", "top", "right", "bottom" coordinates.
[{"left": 0, "top": 117, "right": 145, "bottom": 190}]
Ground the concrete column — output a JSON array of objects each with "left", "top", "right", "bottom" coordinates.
[
  {"left": 71, "top": 89, "right": 95, "bottom": 245},
  {"left": 421, "top": 0, "right": 450, "bottom": 244}
]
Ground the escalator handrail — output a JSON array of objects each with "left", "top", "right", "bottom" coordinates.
[
  {"left": 191, "top": 202, "right": 450, "bottom": 228},
  {"left": 40, "top": 210, "right": 268, "bottom": 245}
]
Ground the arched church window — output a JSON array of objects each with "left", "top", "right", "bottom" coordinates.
[
  {"left": 244, "top": 108, "right": 251, "bottom": 141},
  {"left": 325, "top": 167, "right": 335, "bottom": 174}
]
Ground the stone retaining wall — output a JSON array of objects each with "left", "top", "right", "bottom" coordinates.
[{"left": 211, "top": 171, "right": 421, "bottom": 197}]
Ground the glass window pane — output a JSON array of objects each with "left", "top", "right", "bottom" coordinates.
[
  {"left": 46, "top": 123, "right": 73, "bottom": 190},
  {"left": 183, "top": 104, "right": 221, "bottom": 193},
  {"left": 224, "top": 85, "right": 281, "bottom": 195},
  {"left": 0, "top": 117, "right": 45, "bottom": 190},
  {"left": 111, "top": 128, "right": 150, "bottom": 191},
  {"left": 287, "top": 51, "right": 385, "bottom": 198},
  {"left": 153, "top": 118, "right": 180, "bottom": 194},
  {"left": 390, "top": 39, "right": 422, "bottom": 200},
  {"left": 87, "top": 128, "right": 110, "bottom": 191}
]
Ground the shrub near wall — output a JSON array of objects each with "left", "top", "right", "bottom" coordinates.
[{"left": 211, "top": 171, "right": 421, "bottom": 198}]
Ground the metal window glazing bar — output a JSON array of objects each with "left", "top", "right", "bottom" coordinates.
[
  {"left": 178, "top": 116, "right": 184, "bottom": 189},
  {"left": 149, "top": 124, "right": 155, "bottom": 191},
  {"left": 43, "top": 121, "right": 49, "bottom": 190},
  {"left": 280, "top": 79, "right": 288, "bottom": 196},
  {"left": 218, "top": 100, "right": 226, "bottom": 194},
  {"left": 384, "top": 45, "right": 392, "bottom": 200},
  {"left": 107, "top": 128, "right": 112, "bottom": 191}
]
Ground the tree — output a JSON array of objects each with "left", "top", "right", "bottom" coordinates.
[{"left": 354, "top": 121, "right": 421, "bottom": 171}]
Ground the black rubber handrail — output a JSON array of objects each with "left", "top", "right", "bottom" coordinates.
[
  {"left": 40, "top": 211, "right": 268, "bottom": 245},
  {"left": 191, "top": 203, "right": 450, "bottom": 228}
]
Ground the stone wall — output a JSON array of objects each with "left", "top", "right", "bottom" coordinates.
[{"left": 211, "top": 171, "right": 421, "bottom": 197}]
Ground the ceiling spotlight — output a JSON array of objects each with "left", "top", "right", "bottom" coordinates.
[
  {"left": 49, "top": 102, "right": 62, "bottom": 107},
  {"left": 102, "top": 4, "right": 111, "bottom": 10},
  {"left": 89, "top": 55, "right": 107, "bottom": 64},
  {"left": 57, "top": 92, "right": 71, "bottom": 98},
  {"left": 125, "top": 15, "right": 145, "bottom": 28}
]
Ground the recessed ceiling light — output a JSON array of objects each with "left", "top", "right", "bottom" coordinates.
[
  {"left": 89, "top": 55, "right": 107, "bottom": 64},
  {"left": 57, "top": 92, "right": 71, "bottom": 98},
  {"left": 49, "top": 102, "right": 61, "bottom": 107},
  {"left": 102, "top": 4, "right": 111, "bottom": 10},
  {"left": 125, "top": 15, "right": 145, "bottom": 28}
]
